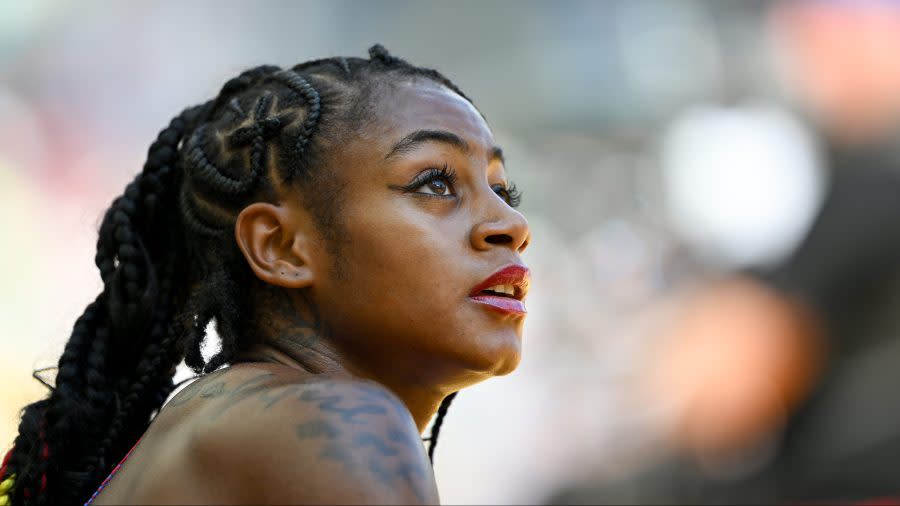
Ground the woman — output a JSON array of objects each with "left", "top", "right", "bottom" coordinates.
[{"left": 0, "top": 45, "right": 530, "bottom": 505}]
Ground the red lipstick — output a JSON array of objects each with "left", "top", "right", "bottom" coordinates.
[{"left": 469, "top": 264, "right": 530, "bottom": 316}]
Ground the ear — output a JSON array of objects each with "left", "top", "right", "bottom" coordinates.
[{"left": 235, "top": 202, "right": 319, "bottom": 289}]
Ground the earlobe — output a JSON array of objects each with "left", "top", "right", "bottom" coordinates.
[{"left": 235, "top": 202, "right": 316, "bottom": 289}]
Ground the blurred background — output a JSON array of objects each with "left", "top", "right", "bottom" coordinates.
[{"left": 3, "top": 0, "right": 900, "bottom": 503}]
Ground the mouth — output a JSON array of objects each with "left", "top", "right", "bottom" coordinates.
[{"left": 469, "top": 264, "right": 530, "bottom": 315}]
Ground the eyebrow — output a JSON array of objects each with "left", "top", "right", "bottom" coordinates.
[
  {"left": 490, "top": 146, "right": 505, "bottom": 165},
  {"left": 384, "top": 129, "right": 505, "bottom": 164}
]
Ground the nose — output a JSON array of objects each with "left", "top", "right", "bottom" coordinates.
[{"left": 470, "top": 202, "right": 531, "bottom": 254}]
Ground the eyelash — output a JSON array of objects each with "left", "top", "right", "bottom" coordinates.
[
  {"left": 400, "top": 163, "right": 523, "bottom": 208},
  {"left": 400, "top": 164, "right": 458, "bottom": 197},
  {"left": 493, "top": 182, "right": 522, "bottom": 208}
]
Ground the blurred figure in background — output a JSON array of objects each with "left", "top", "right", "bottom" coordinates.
[{"left": 549, "top": 0, "right": 900, "bottom": 503}]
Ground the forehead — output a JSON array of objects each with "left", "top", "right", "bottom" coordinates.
[{"left": 367, "top": 80, "right": 495, "bottom": 156}]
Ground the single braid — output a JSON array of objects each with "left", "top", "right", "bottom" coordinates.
[
  {"left": 7, "top": 399, "right": 48, "bottom": 505},
  {"left": 184, "top": 126, "right": 260, "bottom": 196},
  {"left": 76, "top": 328, "right": 112, "bottom": 476},
  {"left": 427, "top": 391, "right": 458, "bottom": 462},
  {"left": 226, "top": 97, "right": 246, "bottom": 120},
  {"left": 178, "top": 184, "right": 230, "bottom": 238},
  {"left": 266, "top": 70, "right": 321, "bottom": 181},
  {"left": 34, "top": 420, "right": 48, "bottom": 503}
]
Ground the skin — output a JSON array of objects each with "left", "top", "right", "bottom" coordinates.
[{"left": 91, "top": 79, "right": 530, "bottom": 504}]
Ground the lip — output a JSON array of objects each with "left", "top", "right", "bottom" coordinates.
[{"left": 469, "top": 264, "right": 531, "bottom": 316}]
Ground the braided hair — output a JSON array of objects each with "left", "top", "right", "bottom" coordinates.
[{"left": 2, "top": 45, "right": 468, "bottom": 505}]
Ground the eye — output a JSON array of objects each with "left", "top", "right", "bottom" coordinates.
[
  {"left": 399, "top": 164, "right": 458, "bottom": 198},
  {"left": 419, "top": 175, "right": 453, "bottom": 196},
  {"left": 492, "top": 182, "right": 522, "bottom": 208}
]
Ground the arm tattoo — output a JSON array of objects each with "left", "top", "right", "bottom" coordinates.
[
  {"left": 162, "top": 341, "right": 434, "bottom": 502},
  {"left": 354, "top": 432, "right": 399, "bottom": 457},
  {"left": 199, "top": 382, "right": 226, "bottom": 398},
  {"left": 297, "top": 390, "right": 388, "bottom": 424},
  {"left": 290, "top": 385, "right": 434, "bottom": 502},
  {"left": 296, "top": 419, "right": 341, "bottom": 440},
  {"left": 206, "top": 373, "right": 276, "bottom": 420},
  {"left": 259, "top": 385, "right": 301, "bottom": 409},
  {"left": 166, "top": 368, "right": 230, "bottom": 406}
]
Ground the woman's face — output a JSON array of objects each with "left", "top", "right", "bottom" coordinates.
[{"left": 302, "top": 80, "right": 531, "bottom": 389}]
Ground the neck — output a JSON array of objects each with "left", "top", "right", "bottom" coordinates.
[{"left": 232, "top": 286, "right": 446, "bottom": 432}]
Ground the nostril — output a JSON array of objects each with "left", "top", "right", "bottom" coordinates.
[
  {"left": 518, "top": 237, "right": 530, "bottom": 253},
  {"left": 486, "top": 234, "right": 513, "bottom": 245}
]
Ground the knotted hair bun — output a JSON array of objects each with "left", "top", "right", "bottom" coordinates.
[{"left": 368, "top": 44, "right": 398, "bottom": 64}]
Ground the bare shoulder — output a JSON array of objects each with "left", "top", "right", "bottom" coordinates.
[{"left": 183, "top": 366, "right": 438, "bottom": 505}]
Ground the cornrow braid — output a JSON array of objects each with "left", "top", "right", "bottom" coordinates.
[
  {"left": 5, "top": 44, "right": 482, "bottom": 505},
  {"left": 185, "top": 125, "right": 261, "bottom": 196},
  {"left": 174, "top": 66, "right": 332, "bottom": 373},
  {"left": 265, "top": 70, "right": 321, "bottom": 182},
  {"left": 178, "top": 183, "right": 230, "bottom": 239}
]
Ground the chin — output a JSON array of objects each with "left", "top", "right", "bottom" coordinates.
[
  {"left": 491, "top": 351, "right": 521, "bottom": 376},
  {"left": 467, "top": 332, "right": 523, "bottom": 378}
]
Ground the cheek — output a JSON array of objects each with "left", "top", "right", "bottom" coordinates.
[
  {"left": 350, "top": 215, "right": 460, "bottom": 304},
  {"left": 314, "top": 197, "right": 523, "bottom": 376}
]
